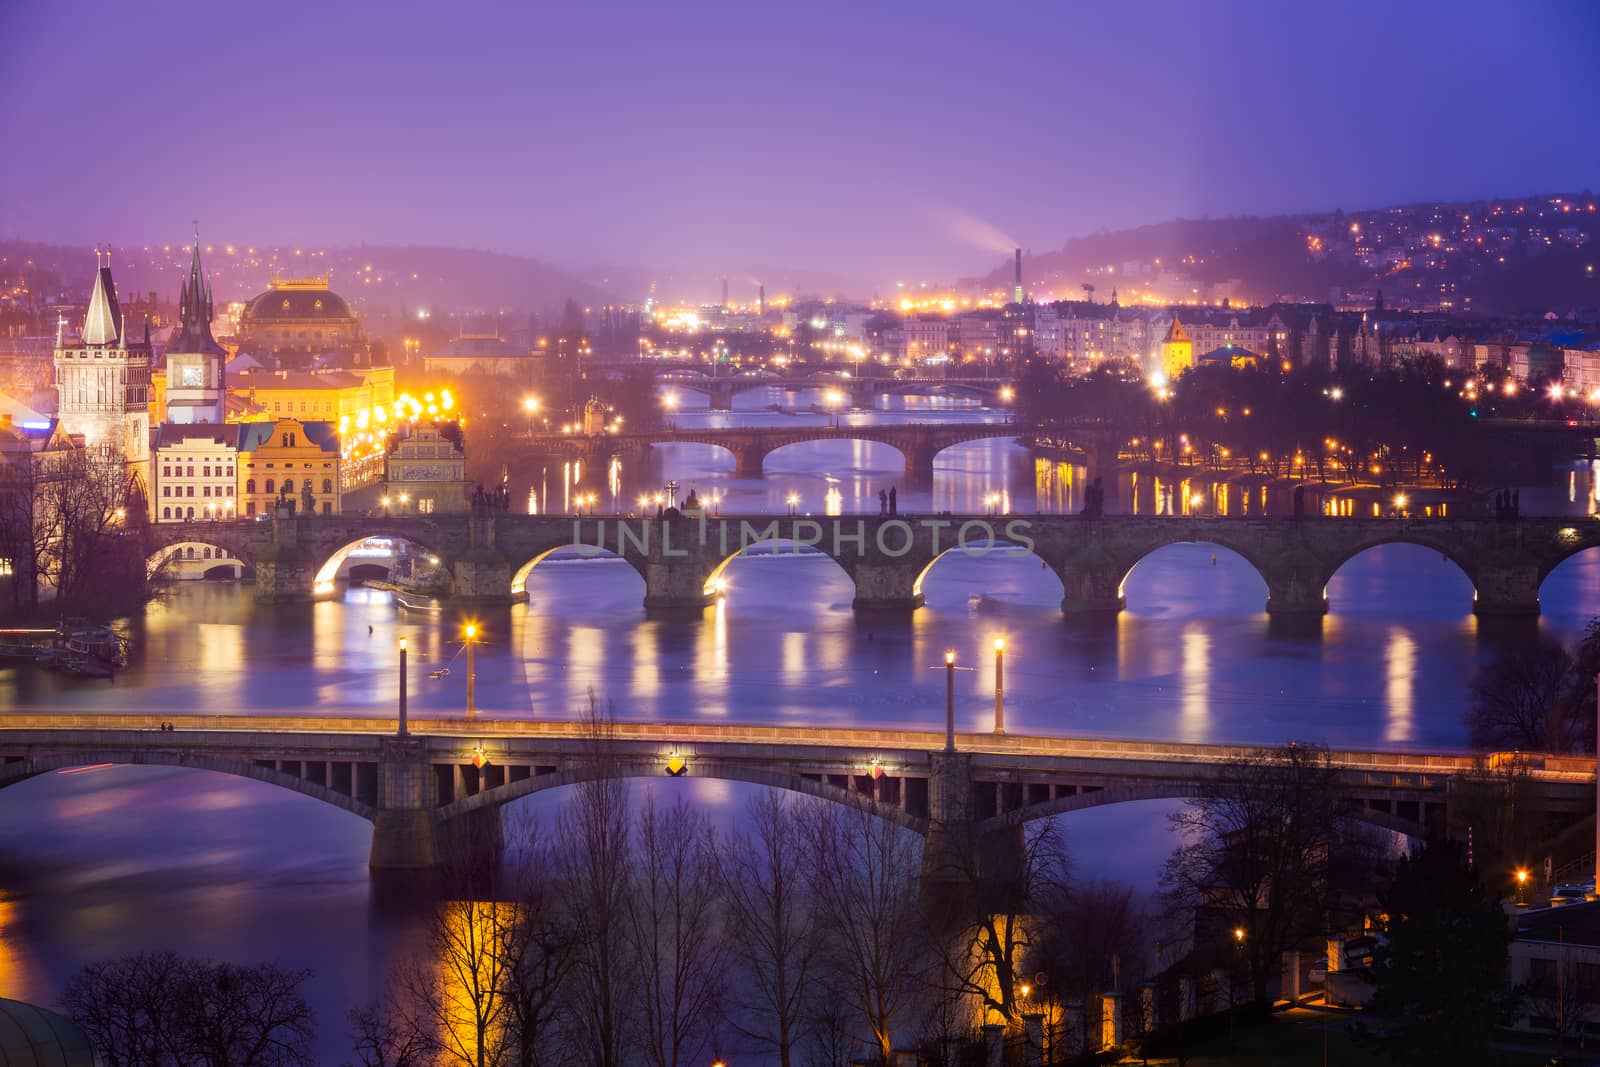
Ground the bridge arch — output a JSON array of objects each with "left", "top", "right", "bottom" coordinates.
[
  {"left": 147, "top": 539, "right": 251, "bottom": 581},
  {"left": 509, "top": 542, "right": 648, "bottom": 600},
  {"left": 0, "top": 753, "right": 378, "bottom": 821},
  {"left": 911, "top": 537, "right": 1062, "bottom": 606},
  {"left": 646, "top": 437, "right": 739, "bottom": 473},
  {"left": 436, "top": 759, "right": 927, "bottom": 834},
  {"left": 1115, "top": 541, "right": 1270, "bottom": 615},
  {"left": 1536, "top": 540, "right": 1600, "bottom": 607},
  {"left": 1321, "top": 539, "right": 1479, "bottom": 615},
  {"left": 700, "top": 538, "right": 856, "bottom": 601},
  {"left": 760, "top": 436, "right": 909, "bottom": 475},
  {"left": 311, "top": 532, "right": 452, "bottom": 596}
]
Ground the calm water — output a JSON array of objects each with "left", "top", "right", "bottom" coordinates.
[{"left": 2, "top": 388, "right": 1597, "bottom": 1058}]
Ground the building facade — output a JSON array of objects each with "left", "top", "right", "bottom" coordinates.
[
  {"left": 382, "top": 424, "right": 468, "bottom": 514},
  {"left": 154, "top": 424, "right": 238, "bottom": 522},
  {"left": 237, "top": 418, "right": 341, "bottom": 517},
  {"left": 237, "top": 278, "right": 363, "bottom": 360}
]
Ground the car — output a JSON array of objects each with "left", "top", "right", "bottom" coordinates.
[
  {"left": 1549, "top": 885, "right": 1590, "bottom": 907},
  {"left": 427, "top": 667, "right": 452, "bottom": 679}
]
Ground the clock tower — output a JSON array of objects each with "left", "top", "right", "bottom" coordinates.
[{"left": 164, "top": 230, "right": 226, "bottom": 424}]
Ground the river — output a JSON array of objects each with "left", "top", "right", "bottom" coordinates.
[{"left": 1, "top": 387, "right": 1596, "bottom": 1059}]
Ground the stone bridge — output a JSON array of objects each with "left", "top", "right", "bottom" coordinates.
[
  {"left": 652, "top": 373, "right": 1012, "bottom": 410},
  {"left": 519, "top": 421, "right": 1040, "bottom": 482},
  {"left": 2, "top": 715, "right": 1588, "bottom": 873},
  {"left": 141, "top": 513, "right": 1600, "bottom": 615}
]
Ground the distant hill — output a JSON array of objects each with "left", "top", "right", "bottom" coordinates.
[
  {"left": 972, "top": 192, "right": 1600, "bottom": 316},
  {"left": 0, "top": 241, "right": 613, "bottom": 322}
]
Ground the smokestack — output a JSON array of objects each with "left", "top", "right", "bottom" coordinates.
[
  {"left": 1014, "top": 248, "right": 1024, "bottom": 305},
  {"left": 721, "top": 277, "right": 729, "bottom": 308},
  {"left": 759, "top": 285, "right": 765, "bottom": 318}
]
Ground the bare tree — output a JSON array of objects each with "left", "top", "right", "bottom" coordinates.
[
  {"left": 1032, "top": 877, "right": 1149, "bottom": 1008},
  {"left": 806, "top": 804, "right": 926, "bottom": 1063},
  {"left": 626, "top": 796, "right": 729, "bottom": 1067},
  {"left": 344, "top": 997, "right": 431, "bottom": 1067},
  {"left": 714, "top": 791, "right": 819, "bottom": 1067},
  {"left": 555, "top": 696, "right": 637, "bottom": 1067},
  {"left": 1161, "top": 745, "right": 1352, "bottom": 1004},
  {"left": 1466, "top": 635, "right": 1589, "bottom": 752},
  {"left": 65, "top": 953, "right": 316, "bottom": 1067},
  {"left": 925, "top": 819, "right": 1070, "bottom": 1026},
  {"left": 499, "top": 811, "right": 578, "bottom": 1067}
]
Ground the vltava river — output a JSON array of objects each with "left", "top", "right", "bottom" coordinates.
[{"left": 1, "top": 388, "right": 1596, "bottom": 1059}]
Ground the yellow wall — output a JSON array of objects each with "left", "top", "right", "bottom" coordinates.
[{"left": 238, "top": 419, "right": 342, "bottom": 517}]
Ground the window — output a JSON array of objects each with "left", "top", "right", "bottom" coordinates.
[
  {"left": 187, "top": 466, "right": 195, "bottom": 478},
  {"left": 322, "top": 501, "right": 332, "bottom": 515},
  {"left": 203, "top": 466, "right": 210, "bottom": 478},
  {"left": 203, "top": 486, "right": 211, "bottom": 498},
  {"left": 186, "top": 486, "right": 194, "bottom": 497},
  {"left": 185, "top": 507, "right": 195, "bottom": 520},
  {"left": 163, "top": 465, "right": 171, "bottom": 477},
  {"left": 246, "top": 479, "right": 256, "bottom": 494},
  {"left": 265, "top": 479, "right": 274, "bottom": 493},
  {"left": 226, "top": 485, "right": 234, "bottom": 496},
  {"left": 162, "top": 507, "right": 171, "bottom": 519},
  {"left": 163, "top": 486, "right": 171, "bottom": 497},
  {"left": 186, "top": 547, "right": 195, "bottom": 559},
  {"left": 419, "top": 497, "right": 435, "bottom": 514},
  {"left": 203, "top": 547, "right": 212, "bottom": 560},
  {"left": 226, "top": 467, "right": 233, "bottom": 478},
  {"left": 283, "top": 479, "right": 294, "bottom": 493},
  {"left": 322, "top": 479, "right": 332, "bottom": 493},
  {"left": 247, "top": 502, "right": 256, "bottom": 516}
]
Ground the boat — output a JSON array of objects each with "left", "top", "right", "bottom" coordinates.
[{"left": 392, "top": 588, "right": 444, "bottom": 613}]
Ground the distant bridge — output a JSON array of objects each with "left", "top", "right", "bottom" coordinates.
[
  {"left": 518, "top": 421, "right": 1040, "bottom": 480},
  {"left": 650, "top": 371, "right": 1014, "bottom": 410},
  {"left": 2, "top": 714, "right": 1588, "bottom": 871},
  {"left": 142, "top": 512, "right": 1600, "bottom": 615}
]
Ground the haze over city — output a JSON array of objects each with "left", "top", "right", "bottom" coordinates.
[
  {"left": 4, "top": 3, "right": 1600, "bottom": 1066},
  {"left": 4, "top": 0, "right": 1599, "bottom": 287}
]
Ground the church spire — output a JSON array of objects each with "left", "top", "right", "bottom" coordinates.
[
  {"left": 172, "top": 225, "right": 224, "bottom": 355},
  {"left": 81, "top": 248, "right": 122, "bottom": 346}
]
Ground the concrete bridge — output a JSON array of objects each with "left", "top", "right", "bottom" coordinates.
[
  {"left": 519, "top": 421, "right": 1042, "bottom": 482},
  {"left": 1, "top": 714, "right": 1589, "bottom": 871},
  {"left": 652, "top": 372, "right": 1013, "bottom": 410},
  {"left": 142, "top": 512, "right": 1600, "bottom": 615}
]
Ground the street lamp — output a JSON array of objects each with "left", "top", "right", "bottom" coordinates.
[
  {"left": 523, "top": 395, "right": 540, "bottom": 435},
  {"left": 463, "top": 622, "right": 478, "bottom": 717},
  {"left": 824, "top": 388, "right": 844, "bottom": 428},
  {"left": 993, "top": 637, "right": 1005, "bottom": 735},
  {"left": 398, "top": 637, "right": 409, "bottom": 737},
  {"left": 786, "top": 491, "right": 799, "bottom": 516},
  {"left": 663, "top": 391, "right": 679, "bottom": 430},
  {"left": 1516, "top": 867, "right": 1530, "bottom": 906}
]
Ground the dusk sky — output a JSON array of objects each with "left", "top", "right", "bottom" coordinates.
[{"left": 3, "top": 0, "right": 1598, "bottom": 286}]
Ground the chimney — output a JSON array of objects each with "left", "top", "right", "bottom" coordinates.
[
  {"left": 759, "top": 284, "right": 765, "bottom": 318},
  {"left": 1014, "top": 248, "right": 1024, "bottom": 304},
  {"left": 721, "top": 277, "right": 729, "bottom": 308}
]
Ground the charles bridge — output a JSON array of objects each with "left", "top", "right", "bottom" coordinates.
[
  {"left": 1, "top": 714, "right": 1590, "bottom": 874},
  {"left": 514, "top": 420, "right": 1048, "bottom": 483},
  {"left": 143, "top": 511, "right": 1600, "bottom": 616}
]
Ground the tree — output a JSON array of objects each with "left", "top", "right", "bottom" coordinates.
[
  {"left": 626, "top": 796, "right": 728, "bottom": 1067},
  {"left": 499, "top": 812, "right": 579, "bottom": 1067},
  {"left": 1161, "top": 745, "right": 1355, "bottom": 1004},
  {"left": 715, "top": 791, "right": 820, "bottom": 1067},
  {"left": 554, "top": 698, "right": 637, "bottom": 1067},
  {"left": 343, "top": 997, "right": 430, "bottom": 1067},
  {"left": 1032, "top": 877, "right": 1148, "bottom": 1010},
  {"left": 64, "top": 952, "right": 315, "bottom": 1067},
  {"left": 1466, "top": 634, "right": 1591, "bottom": 753},
  {"left": 1359, "top": 838, "right": 1520, "bottom": 1066},
  {"left": 806, "top": 804, "right": 926, "bottom": 1063},
  {"left": 924, "top": 819, "right": 1070, "bottom": 1026}
]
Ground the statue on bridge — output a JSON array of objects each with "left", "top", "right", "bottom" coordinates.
[
  {"left": 301, "top": 482, "right": 316, "bottom": 516},
  {"left": 1494, "top": 488, "right": 1520, "bottom": 521},
  {"left": 1081, "top": 477, "right": 1105, "bottom": 518}
]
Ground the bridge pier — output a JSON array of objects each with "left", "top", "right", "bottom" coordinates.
[
  {"left": 849, "top": 561, "right": 925, "bottom": 611},
  {"left": 371, "top": 737, "right": 437, "bottom": 869},
  {"left": 452, "top": 550, "right": 514, "bottom": 603},
  {"left": 1057, "top": 551, "right": 1125, "bottom": 615},
  {"left": 1472, "top": 562, "right": 1542, "bottom": 616},
  {"left": 254, "top": 544, "right": 316, "bottom": 602},
  {"left": 732, "top": 444, "right": 764, "bottom": 478}
]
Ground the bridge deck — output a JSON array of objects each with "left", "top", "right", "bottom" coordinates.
[{"left": 1, "top": 714, "right": 1590, "bottom": 783}]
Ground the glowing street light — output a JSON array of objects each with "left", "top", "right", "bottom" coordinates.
[
  {"left": 993, "top": 637, "right": 1006, "bottom": 735},
  {"left": 463, "top": 622, "right": 479, "bottom": 717},
  {"left": 397, "top": 637, "right": 409, "bottom": 737},
  {"left": 663, "top": 391, "right": 679, "bottom": 430},
  {"left": 786, "top": 491, "right": 799, "bottom": 516},
  {"left": 523, "top": 395, "right": 541, "bottom": 434},
  {"left": 1516, "top": 867, "right": 1530, "bottom": 906}
]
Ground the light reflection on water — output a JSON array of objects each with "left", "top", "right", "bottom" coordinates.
[{"left": 1, "top": 400, "right": 1597, "bottom": 1058}]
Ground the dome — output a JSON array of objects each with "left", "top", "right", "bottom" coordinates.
[
  {"left": 244, "top": 280, "right": 354, "bottom": 322},
  {"left": 0, "top": 998, "right": 101, "bottom": 1066}
]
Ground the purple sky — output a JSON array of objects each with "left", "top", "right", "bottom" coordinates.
[{"left": 3, "top": 0, "right": 1597, "bottom": 286}]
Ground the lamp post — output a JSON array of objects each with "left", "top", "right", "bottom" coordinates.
[
  {"left": 523, "top": 395, "right": 540, "bottom": 435},
  {"left": 463, "top": 622, "right": 477, "bottom": 717},
  {"left": 398, "top": 637, "right": 409, "bottom": 736},
  {"left": 1516, "top": 867, "right": 1529, "bottom": 906},
  {"left": 993, "top": 637, "right": 1005, "bottom": 734},
  {"left": 944, "top": 650, "right": 956, "bottom": 752}
]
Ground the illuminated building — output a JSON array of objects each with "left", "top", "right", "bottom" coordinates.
[
  {"left": 154, "top": 424, "right": 237, "bottom": 522},
  {"left": 52, "top": 253, "right": 152, "bottom": 513},
  {"left": 382, "top": 423, "right": 468, "bottom": 514},
  {"left": 163, "top": 232, "right": 228, "bottom": 424},
  {"left": 424, "top": 333, "right": 525, "bottom": 377},
  {"left": 0, "top": 417, "right": 81, "bottom": 608},
  {"left": 1160, "top": 314, "right": 1194, "bottom": 379},
  {"left": 237, "top": 419, "right": 341, "bottom": 517},
  {"left": 231, "top": 366, "right": 395, "bottom": 422},
  {"left": 237, "top": 277, "right": 364, "bottom": 359}
]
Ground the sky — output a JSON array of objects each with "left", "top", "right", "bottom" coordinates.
[{"left": 2, "top": 0, "right": 1598, "bottom": 288}]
